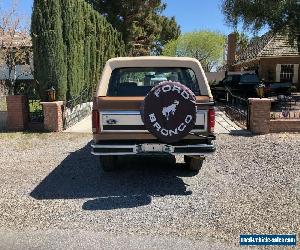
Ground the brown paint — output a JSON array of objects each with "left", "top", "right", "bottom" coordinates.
[
  {"left": 94, "top": 96, "right": 144, "bottom": 110},
  {"left": 93, "top": 95, "right": 212, "bottom": 140}
]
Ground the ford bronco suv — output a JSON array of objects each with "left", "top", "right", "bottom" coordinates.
[{"left": 92, "top": 57, "right": 216, "bottom": 172}]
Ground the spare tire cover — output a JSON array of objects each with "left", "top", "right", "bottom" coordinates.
[{"left": 142, "top": 81, "right": 197, "bottom": 143}]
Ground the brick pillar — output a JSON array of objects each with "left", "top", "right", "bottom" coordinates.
[
  {"left": 249, "top": 98, "right": 271, "bottom": 134},
  {"left": 6, "top": 95, "right": 29, "bottom": 131},
  {"left": 40, "top": 101, "right": 64, "bottom": 132}
]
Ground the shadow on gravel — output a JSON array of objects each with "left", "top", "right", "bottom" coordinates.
[
  {"left": 229, "top": 130, "right": 253, "bottom": 137},
  {"left": 30, "top": 142, "right": 192, "bottom": 210}
]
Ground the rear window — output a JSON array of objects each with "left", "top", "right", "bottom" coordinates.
[
  {"left": 224, "top": 75, "right": 240, "bottom": 84},
  {"left": 107, "top": 67, "right": 200, "bottom": 96},
  {"left": 240, "top": 74, "right": 259, "bottom": 83}
]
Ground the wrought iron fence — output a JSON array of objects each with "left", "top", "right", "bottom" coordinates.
[
  {"left": 224, "top": 88, "right": 250, "bottom": 129},
  {"left": 28, "top": 99, "right": 44, "bottom": 123},
  {"left": 270, "top": 94, "right": 300, "bottom": 120},
  {"left": 63, "top": 86, "right": 93, "bottom": 129},
  {"left": 14, "top": 80, "right": 44, "bottom": 123}
]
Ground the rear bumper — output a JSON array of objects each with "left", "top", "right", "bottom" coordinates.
[{"left": 91, "top": 142, "right": 216, "bottom": 156}]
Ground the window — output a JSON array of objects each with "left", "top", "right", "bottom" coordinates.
[
  {"left": 223, "top": 75, "right": 240, "bottom": 84},
  {"left": 107, "top": 67, "right": 200, "bottom": 96},
  {"left": 280, "top": 64, "right": 294, "bottom": 83},
  {"left": 240, "top": 74, "right": 259, "bottom": 83}
]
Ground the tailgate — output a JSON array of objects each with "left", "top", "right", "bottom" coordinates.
[
  {"left": 100, "top": 110, "right": 207, "bottom": 133},
  {"left": 94, "top": 96, "right": 211, "bottom": 134}
]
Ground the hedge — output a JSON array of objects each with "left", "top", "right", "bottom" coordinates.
[{"left": 32, "top": 0, "right": 125, "bottom": 101}]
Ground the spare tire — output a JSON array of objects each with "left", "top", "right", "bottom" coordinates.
[{"left": 142, "top": 81, "right": 197, "bottom": 143}]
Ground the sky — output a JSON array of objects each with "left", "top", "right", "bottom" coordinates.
[
  {"left": 1, "top": 0, "right": 267, "bottom": 36},
  {"left": 163, "top": 0, "right": 232, "bottom": 34},
  {"left": 1, "top": 0, "right": 33, "bottom": 17}
]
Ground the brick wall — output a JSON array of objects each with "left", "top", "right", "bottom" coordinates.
[
  {"left": 270, "top": 120, "right": 300, "bottom": 133},
  {"left": 248, "top": 98, "right": 300, "bottom": 134},
  {"left": 6, "top": 95, "right": 29, "bottom": 131},
  {"left": 249, "top": 98, "right": 271, "bottom": 134},
  {"left": 227, "top": 33, "right": 237, "bottom": 71}
]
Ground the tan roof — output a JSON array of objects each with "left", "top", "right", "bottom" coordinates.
[
  {"left": 235, "top": 33, "right": 299, "bottom": 65},
  {"left": 97, "top": 56, "right": 212, "bottom": 97},
  {"left": 260, "top": 35, "right": 299, "bottom": 57},
  {"left": 107, "top": 56, "right": 201, "bottom": 65}
]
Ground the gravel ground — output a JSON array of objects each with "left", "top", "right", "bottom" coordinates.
[{"left": 0, "top": 132, "right": 299, "bottom": 249}]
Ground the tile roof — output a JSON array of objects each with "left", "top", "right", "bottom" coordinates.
[{"left": 235, "top": 33, "right": 299, "bottom": 65}]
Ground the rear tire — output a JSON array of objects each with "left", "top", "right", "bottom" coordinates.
[
  {"left": 184, "top": 155, "right": 204, "bottom": 173},
  {"left": 99, "top": 156, "right": 118, "bottom": 172}
]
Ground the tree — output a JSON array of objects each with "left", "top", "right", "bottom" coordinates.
[
  {"left": 0, "top": 0, "right": 32, "bottom": 95},
  {"left": 31, "top": 0, "right": 68, "bottom": 101},
  {"left": 163, "top": 31, "right": 226, "bottom": 72},
  {"left": 32, "top": 0, "right": 125, "bottom": 101},
  {"left": 222, "top": 0, "right": 300, "bottom": 52},
  {"left": 235, "top": 32, "right": 249, "bottom": 56},
  {"left": 89, "top": 0, "right": 180, "bottom": 56},
  {"left": 153, "top": 16, "right": 181, "bottom": 55}
]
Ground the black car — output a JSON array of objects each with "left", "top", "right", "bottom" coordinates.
[
  {"left": 264, "top": 82, "right": 292, "bottom": 97},
  {"left": 211, "top": 73, "right": 260, "bottom": 100}
]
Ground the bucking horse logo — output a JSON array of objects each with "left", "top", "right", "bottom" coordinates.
[{"left": 162, "top": 100, "right": 179, "bottom": 121}]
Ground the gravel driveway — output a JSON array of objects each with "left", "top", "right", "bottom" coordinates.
[{"left": 0, "top": 132, "right": 299, "bottom": 249}]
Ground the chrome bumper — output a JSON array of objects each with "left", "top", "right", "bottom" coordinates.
[{"left": 91, "top": 142, "right": 216, "bottom": 156}]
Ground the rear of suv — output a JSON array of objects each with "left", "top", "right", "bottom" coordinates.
[{"left": 92, "top": 56, "right": 216, "bottom": 173}]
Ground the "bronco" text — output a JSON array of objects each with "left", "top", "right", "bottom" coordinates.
[{"left": 149, "top": 113, "right": 193, "bottom": 136}]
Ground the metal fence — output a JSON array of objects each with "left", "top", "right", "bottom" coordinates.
[
  {"left": 270, "top": 94, "right": 300, "bottom": 120},
  {"left": 224, "top": 89, "right": 250, "bottom": 129},
  {"left": 63, "top": 86, "right": 93, "bottom": 129},
  {"left": 14, "top": 81, "right": 44, "bottom": 124},
  {"left": 28, "top": 99, "right": 44, "bottom": 123}
]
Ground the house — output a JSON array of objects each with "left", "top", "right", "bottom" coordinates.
[
  {"left": 0, "top": 30, "right": 33, "bottom": 95},
  {"left": 227, "top": 32, "right": 300, "bottom": 89}
]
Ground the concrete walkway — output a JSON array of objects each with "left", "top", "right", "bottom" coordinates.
[
  {"left": 64, "top": 109, "right": 245, "bottom": 134},
  {"left": 64, "top": 115, "right": 92, "bottom": 133},
  {"left": 214, "top": 108, "right": 244, "bottom": 134}
]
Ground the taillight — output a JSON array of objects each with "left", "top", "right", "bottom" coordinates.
[
  {"left": 92, "top": 110, "right": 99, "bottom": 134},
  {"left": 208, "top": 108, "right": 215, "bottom": 133}
]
